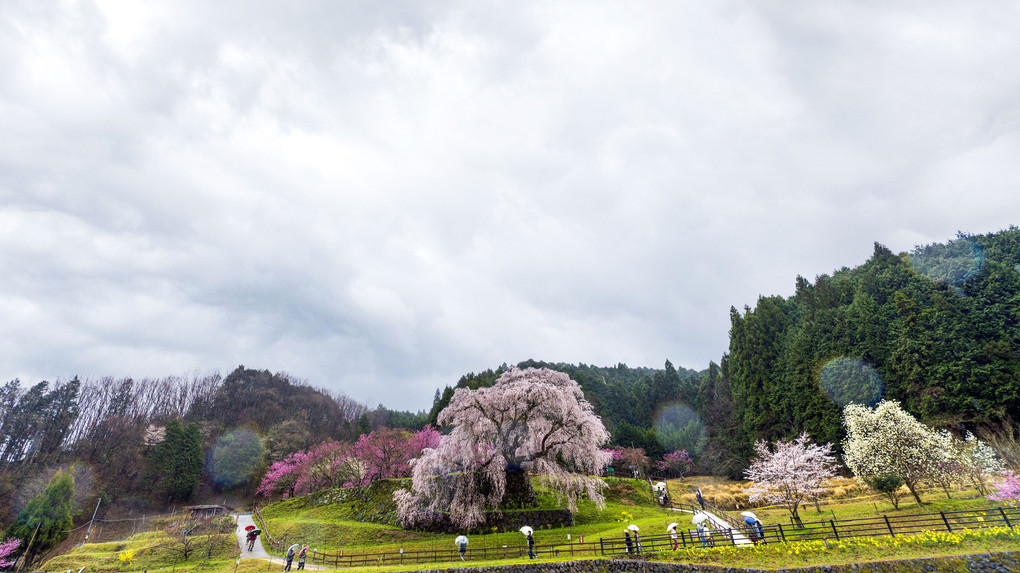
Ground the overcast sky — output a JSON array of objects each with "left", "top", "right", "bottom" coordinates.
[{"left": 2, "top": 1, "right": 1018, "bottom": 411}]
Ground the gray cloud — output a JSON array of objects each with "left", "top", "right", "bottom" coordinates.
[{"left": 2, "top": 0, "right": 1019, "bottom": 410}]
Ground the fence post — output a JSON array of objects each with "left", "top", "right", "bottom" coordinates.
[
  {"left": 599, "top": 537, "right": 604, "bottom": 556},
  {"left": 681, "top": 530, "right": 687, "bottom": 548},
  {"left": 829, "top": 520, "right": 839, "bottom": 540},
  {"left": 1000, "top": 507, "right": 1012, "bottom": 528},
  {"left": 884, "top": 516, "right": 895, "bottom": 537},
  {"left": 940, "top": 511, "right": 952, "bottom": 532},
  {"left": 777, "top": 523, "right": 786, "bottom": 543}
]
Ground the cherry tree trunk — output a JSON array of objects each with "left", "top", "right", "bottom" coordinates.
[{"left": 501, "top": 467, "right": 537, "bottom": 509}]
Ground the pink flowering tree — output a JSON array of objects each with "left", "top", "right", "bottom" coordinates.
[
  {"left": 256, "top": 453, "right": 304, "bottom": 498},
  {"left": 656, "top": 449, "right": 694, "bottom": 479},
  {"left": 609, "top": 447, "right": 651, "bottom": 477},
  {"left": 256, "top": 441, "right": 362, "bottom": 498},
  {"left": 354, "top": 426, "right": 442, "bottom": 482},
  {"left": 395, "top": 367, "right": 612, "bottom": 529},
  {"left": 988, "top": 471, "right": 1020, "bottom": 507},
  {"left": 744, "top": 432, "right": 838, "bottom": 527},
  {"left": 0, "top": 537, "right": 21, "bottom": 568},
  {"left": 296, "top": 440, "right": 363, "bottom": 493},
  {"left": 258, "top": 427, "right": 443, "bottom": 498}
]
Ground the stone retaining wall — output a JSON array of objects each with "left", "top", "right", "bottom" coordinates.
[{"left": 411, "top": 551, "right": 1020, "bottom": 573}]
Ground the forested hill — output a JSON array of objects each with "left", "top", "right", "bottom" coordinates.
[
  {"left": 427, "top": 227, "right": 1020, "bottom": 478},
  {"left": 2, "top": 228, "right": 1018, "bottom": 515},
  {"left": 716, "top": 227, "right": 1020, "bottom": 471}
]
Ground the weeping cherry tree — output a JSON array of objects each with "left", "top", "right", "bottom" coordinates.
[{"left": 395, "top": 367, "right": 612, "bottom": 528}]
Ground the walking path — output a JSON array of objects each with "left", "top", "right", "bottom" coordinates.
[
  {"left": 668, "top": 507, "right": 752, "bottom": 546},
  {"left": 233, "top": 513, "right": 326, "bottom": 570}
]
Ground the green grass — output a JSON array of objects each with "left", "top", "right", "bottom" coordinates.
[
  {"left": 43, "top": 531, "right": 239, "bottom": 573},
  {"left": 257, "top": 477, "right": 671, "bottom": 557},
  {"left": 41, "top": 476, "right": 1019, "bottom": 573},
  {"left": 653, "top": 525, "right": 1020, "bottom": 570}
]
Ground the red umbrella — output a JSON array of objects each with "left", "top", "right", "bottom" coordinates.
[{"left": 245, "top": 525, "right": 256, "bottom": 531}]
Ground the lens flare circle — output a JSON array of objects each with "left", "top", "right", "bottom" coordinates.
[
  {"left": 817, "top": 356, "right": 884, "bottom": 409},
  {"left": 908, "top": 236, "right": 984, "bottom": 295},
  {"left": 210, "top": 428, "right": 264, "bottom": 488},
  {"left": 653, "top": 402, "right": 706, "bottom": 455}
]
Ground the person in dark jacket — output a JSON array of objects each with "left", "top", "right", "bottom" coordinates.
[
  {"left": 624, "top": 530, "right": 633, "bottom": 554},
  {"left": 284, "top": 545, "right": 296, "bottom": 571},
  {"left": 526, "top": 531, "right": 535, "bottom": 559}
]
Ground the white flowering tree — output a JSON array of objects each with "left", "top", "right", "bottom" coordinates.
[
  {"left": 843, "top": 400, "right": 951, "bottom": 505},
  {"left": 957, "top": 432, "right": 1005, "bottom": 495},
  {"left": 394, "top": 367, "right": 612, "bottom": 529},
  {"left": 744, "top": 432, "right": 838, "bottom": 526}
]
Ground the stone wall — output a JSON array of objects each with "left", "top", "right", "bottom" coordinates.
[{"left": 410, "top": 551, "right": 1020, "bottom": 573}]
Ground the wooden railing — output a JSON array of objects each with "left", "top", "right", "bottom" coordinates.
[
  {"left": 254, "top": 500, "right": 1019, "bottom": 567},
  {"left": 306, "top": 539, "right": 603, "bottom": 567},
  {"left": 600, "top": 505, "right": 1020, "bottom": 553}
]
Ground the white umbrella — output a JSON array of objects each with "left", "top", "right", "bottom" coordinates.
[
  {"left": 666, "top": 523, "right": 678, "bottom": 532},
  {"left": 740, "top": 511, "right": 758, "bottom": 520},
  {"left": 454, "top": 535, "right": 468, "bottom": 546},
  {"left": 519, "top": 526, "right": 533, "bottom": 536},
  {"left": 627, "top": 524, "right": 640, "bottom": 531},
  {"left": 654, "top": 482, "right": 667, "bottom": 489},
  {"left": 692, "top": 512, "right": 710, "bottom": 525}
]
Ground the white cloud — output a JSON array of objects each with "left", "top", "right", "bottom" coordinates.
[{"left": 1, "top": 0, "right": 1019, "bottom": 409}]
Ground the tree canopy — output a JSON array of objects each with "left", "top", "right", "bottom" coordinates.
[{"left": 395, "top": 367, "right": 612, "bottom": 529}]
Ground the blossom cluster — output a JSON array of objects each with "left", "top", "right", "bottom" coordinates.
[
  {"left": 0, "top": 537, "right": 21, "bottom": 568},
  {"left": 256, "top": 426, "right": 441, "bottom": 498},
  {"left": 988, "top": 471, "right": 1020, "bottom": 507}
]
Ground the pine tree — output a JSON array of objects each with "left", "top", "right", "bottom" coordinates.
[
  {"left": 355, "top": 414, "right": 371, "bottom": 437},
  {"left": 150, "top": 419, "right": 204, "bottom": 505},
  {"left": 4, "top": 468, "right": 74, "bottom": 565}
]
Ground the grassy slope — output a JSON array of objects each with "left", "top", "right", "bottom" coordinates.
[
  {"left": 43, "top": 528, "right": 239, "bottom": 573},
  {"left": 40, "top": 476, "right": 1020, "bottom": 572},
  {"left": 259, "top": 477, "right": 667, "bottom": 555}
]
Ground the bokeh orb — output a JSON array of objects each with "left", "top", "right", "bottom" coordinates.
[
  {"left": 653, "top": 402, "right": 706, "bottom": 455},
  {"left": 908, "top": 236, "right": 984, "bottom": 295},
  {"left": 211, "top": 428, "right": 264, "bottom": 488},
  {"left": 818, "top": 356, "right": 884, "bottom": 409}
]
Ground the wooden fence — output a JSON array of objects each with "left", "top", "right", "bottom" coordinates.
[
  {"left": 253, "top": 504, "right": 1019, "bottom": 566},
  {"left": 599, "top": 506, "right": 1020, "bottom": 554}
]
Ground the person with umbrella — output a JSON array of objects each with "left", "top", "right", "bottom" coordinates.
[
  {"left": 693, "top": 513, "right": 712, "bottom": 548},
  {"left": 742, "top": 512, "right": 765, "bottom": 545},
  {"left": 297, "top": 546, "right": 308, "bottom": 570},
  {"left": 520, "top": 526, "right": 535, "bottom": 559},
  {"left": 244, "top": 525, "right": 257, "bottom": 551},
  {"left": 627, "top": 524, "right": 641, "bottom": 554},
  {"left": 623, "top": 529, "right": 633, "bottom": 554},
  {"left": 666, "top": 523, "right": 679, "bottom": 551},
  {"left": 285, "top": 543, "right": 299, "bottom": 571},
  {"left": 455, "top": 535, "right": 468, "bottom": 561}
]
